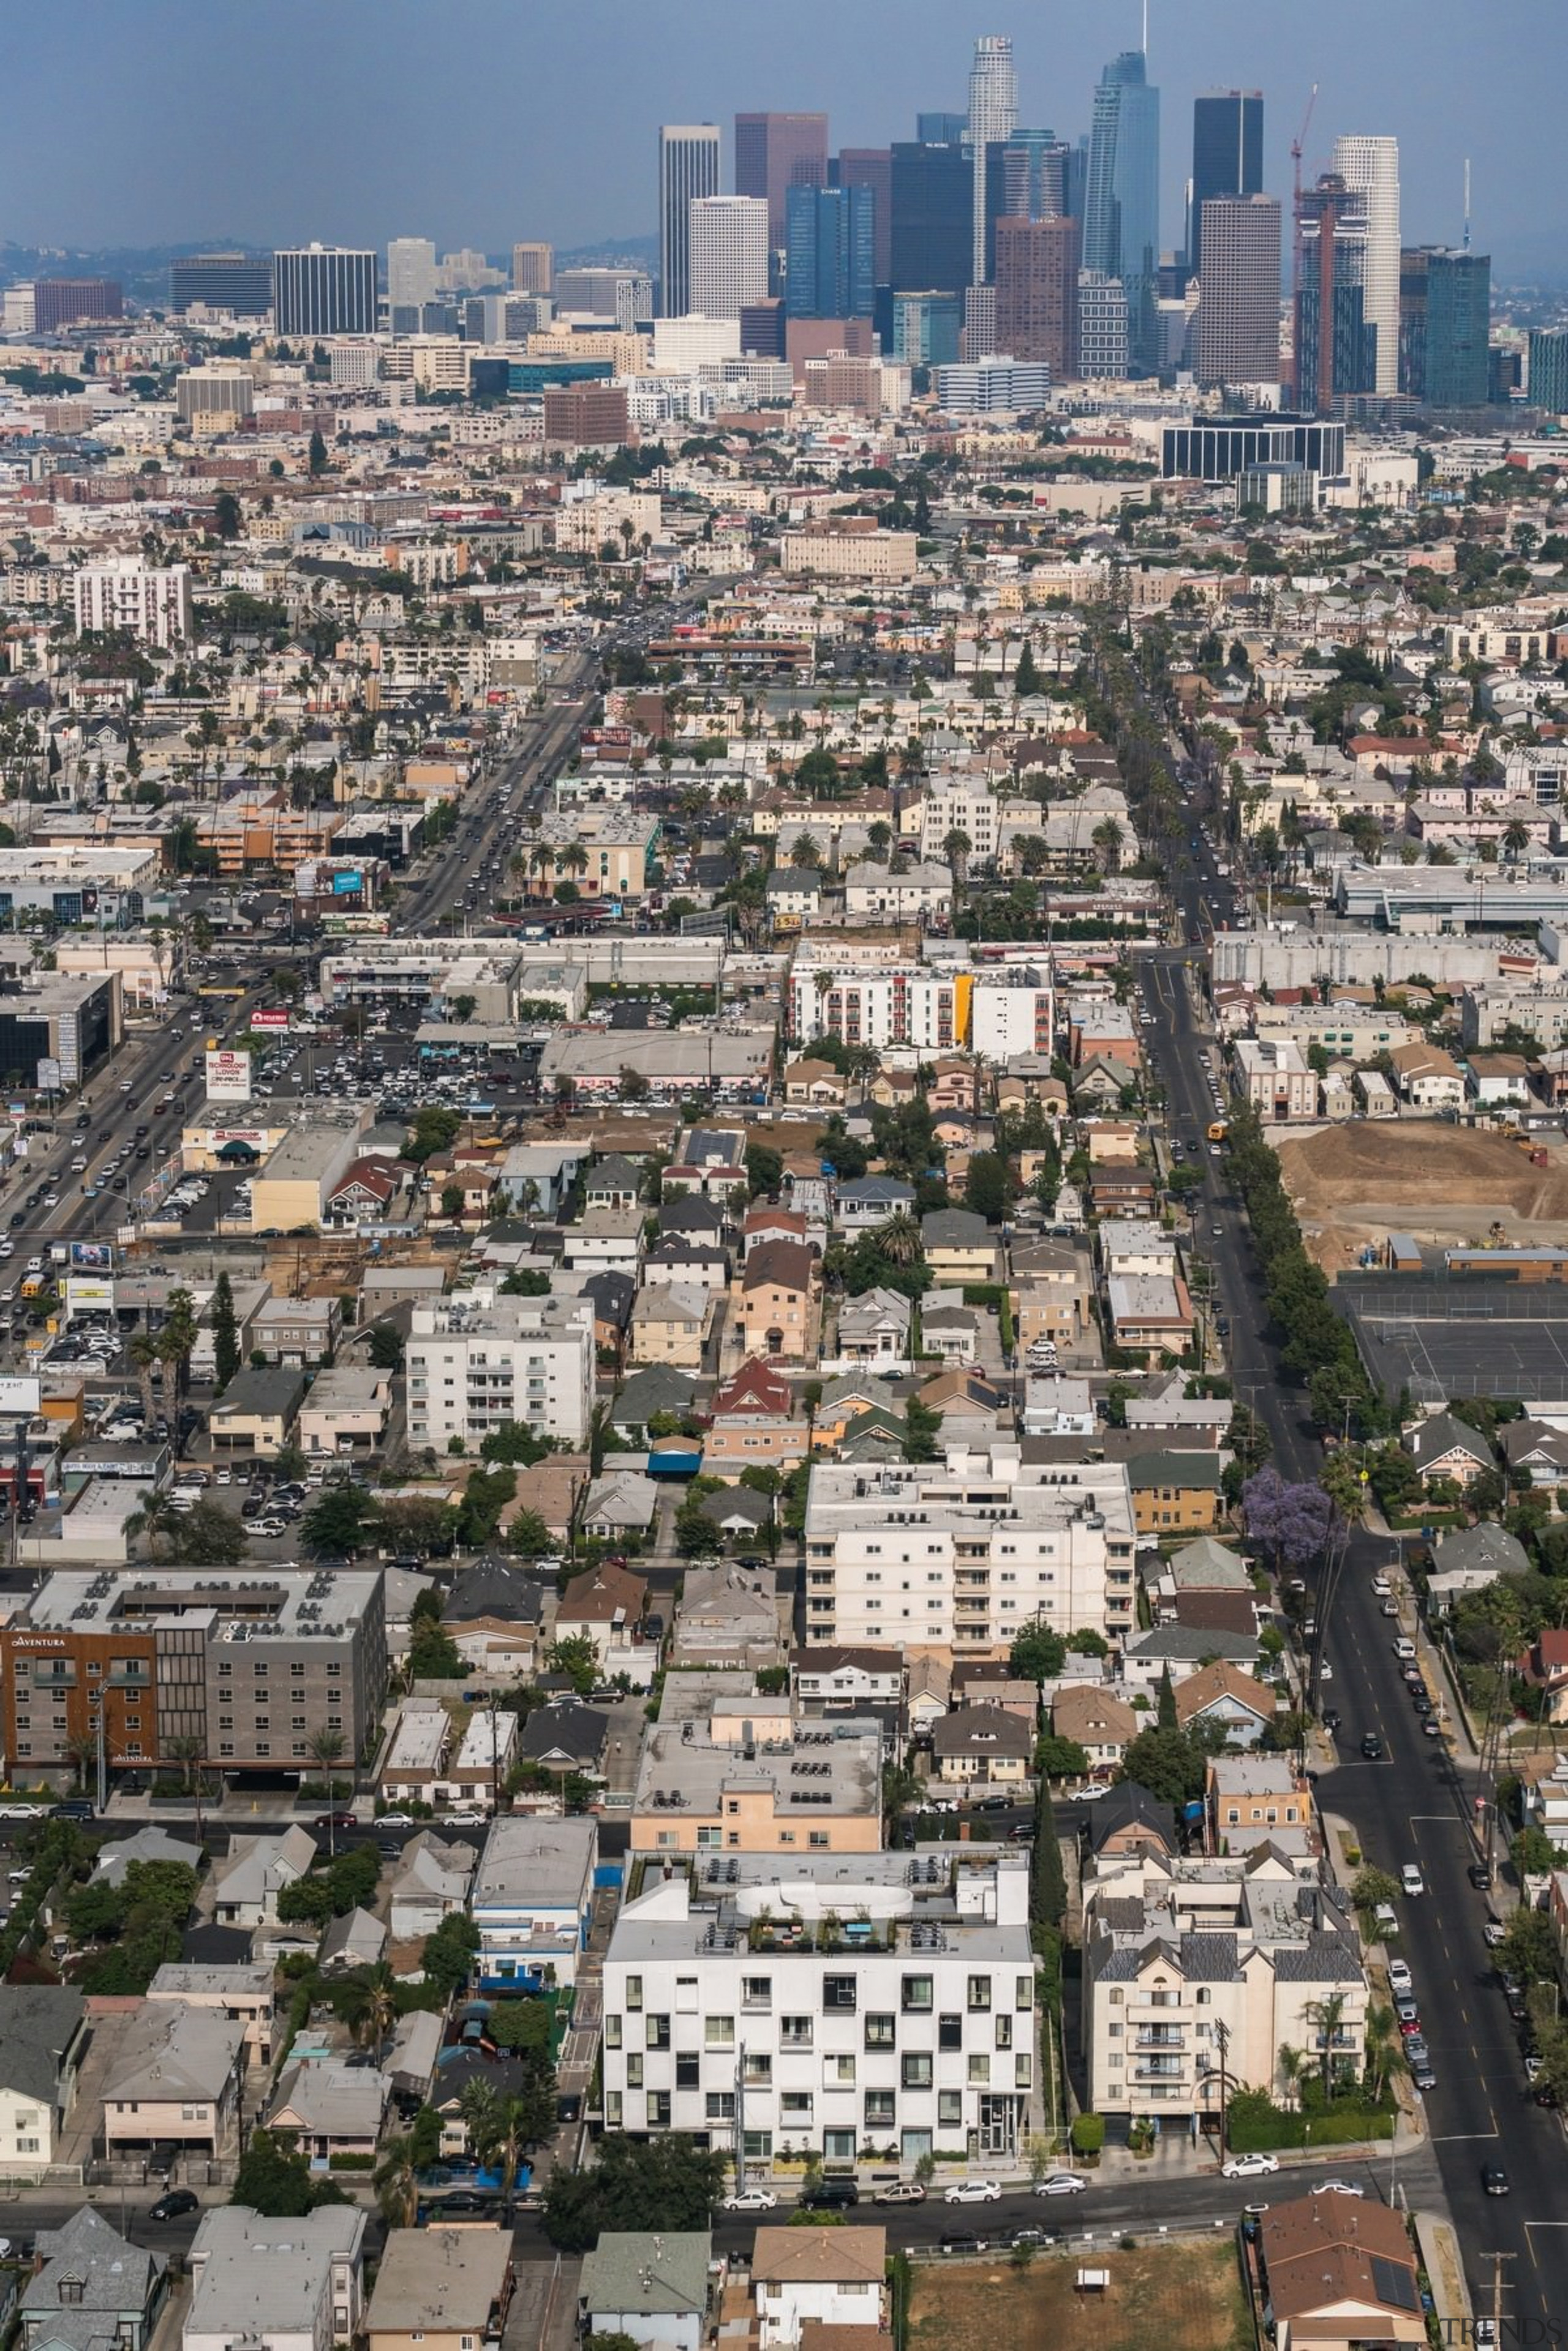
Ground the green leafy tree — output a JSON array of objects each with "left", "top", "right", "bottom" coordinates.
[
  {"left": 541, "top": 2133, "right": 726, "bottom": 2252},
  {"left": 508, "top": 1508, "right": 554, "bottom": 1560},
  {"left": 963, "top": 1152, "right": 1014, "bottom": 1225},
  {"left": 233, "top": 2129, "right": 346, "bottom": 2218},
  {"left": 302, "top": 1487, "right": 375, "bottom": 1557},
  {"left": 546, "top": 1634, "right": 601, "bottom": 1695},
  {"left": 1118, "top": 1726, "right": 1206, "bottom": 1806},
  {"left": 421, "top": 1911, "right": 479, "bottom": 1999},
  {"left": 903, "top": 1397, "right": 943, "bottom": 1463},
  {"left": 1009, "top": 1619, "right": 1066, "bottom": 1682},
  {"left": 408, "top": 1620, "right": 464, "bottom": 1680}
]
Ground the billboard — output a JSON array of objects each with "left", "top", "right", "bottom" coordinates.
[
  {"left": 36, "top": 1057, "right": 61, "bottom": 1093},
  {"left": 0, "top": 1377, "right": 40, "bottom": 1417},
  {"left": 332, "top": 870, "right": 363, "bottom": 895},
  {"left": 69, "top": 1242, "right": 113, "bottom": 1272},
  {"left": 205, "top": 1049, "right": 254, "bottom": 1103},
  {"left": 250, "top": 1008, "right": 289, "bottom": 1032}
]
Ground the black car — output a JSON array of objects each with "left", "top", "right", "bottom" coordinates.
[
  {"left": 1322, "top": 1707, "right": 1341, "bottom": 1733},
  {"left": 1468, "top": 1861, "right": 1493, "bottom": 1890},
  {"left": 1360, "top": 1732, "right": 1384, "bottom": 1760},
  {"left": 939, "top": 2231, "right": 986, "bottom": 2254},
  {"left": 148, "top": 2189, "right": 199, "bottom": 2222},
  {"left": 1482, "top": 2161, "right": 1511, "bottom": 2196},
  {"left": 556, "top": 2093, "right": 582, "bottom": 2124}
]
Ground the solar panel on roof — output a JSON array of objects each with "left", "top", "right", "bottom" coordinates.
[{"left": 1369, "top": 2257, "right": 1419, "bottom": 2314}]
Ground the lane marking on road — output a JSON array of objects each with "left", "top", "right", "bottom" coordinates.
[{"left": 1430, "top": 2130, "right": 1501, "bottom": 2141}]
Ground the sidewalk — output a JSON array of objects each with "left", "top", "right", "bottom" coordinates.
[{"left": 1412, "top": 2211, "right": 1471, "bottom": 2343}]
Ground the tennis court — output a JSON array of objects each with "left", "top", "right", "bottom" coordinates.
[{"left": 1343, "top": 1278, "right": 1568, "bottom": 1409}]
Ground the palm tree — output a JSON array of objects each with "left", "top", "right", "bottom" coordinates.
[
  {"left": 872, "top": 1211, "right": 922, "bottom": 1267},
  {"left": 1276, "top": 2041, "right": 1306, "bottom": 2111},
  {"left": 562, "top": 840, "right": 590, "bottom": 888},
  {"left": 165, "top": 1734, "right": 204, "bottom": 1795},
  {"left": 790, "top": 832, "right": 824, "bottom": 870},
  {"left": 1363, "top": 2001, "right": 1398, "bottom": 2103},
  {"left": 459, "top": 2078, "right": 500, "bottom": 2160},
  {"left": 1307, "top": 1990, "right": 1351, "bottom": 2099},
  {"left": 306, "top": 1729, "right": 348, "bottom": 1852},
  {"left": 374, "top": 2134, "right": 420, "bottom": 2227},
  {"left": 1091, "top": 817, "right": 1125, "bottom": 874},
  {"left": 125, "top": 1490, "right": 182, "bottom": 1563},
  {"left": 1504, "top": 818, "right": 1531, "bottom": 862},
  {"left": 867, "top": 820, "right": 892, "bottom": 863},
  {"left": 128, "top": 1332, "right": 160, "bottom": 1430},
  {"left": 62, "top": 1729, "right": 98, "bottom": 1794},
  {"left": 943, "top": 829, "right": 972, "bottom": 894},
  {"left": 362, "top": 1965, "right": 399, "bottom": 2054}
]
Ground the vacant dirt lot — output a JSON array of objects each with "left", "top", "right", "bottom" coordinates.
[
  {"left": 908, "top": 2239, "right": 1251, "bottom": 2351},
  {"left": 1276, "top": 1122, "right": 1568, "bottom": 1273}
]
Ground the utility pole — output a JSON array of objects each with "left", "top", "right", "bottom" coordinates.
[
  {"left": 1480, "top": 2251, "right": 1514, "bottom": 2350},
  {"left": 1214, "top": 2017, "right": 1231, "bottom": 2164}
]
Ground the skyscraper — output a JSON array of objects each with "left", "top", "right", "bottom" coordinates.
[
  {"left": 966, "top": 35, "right": 1018, "bottom": 285},
  {"left": 1330, "top": 135, "right": 1400, "bottom": 394},
  {"left": 387, "top": 238, "right": 437, "bottom": 311},
  {"left": 1529, "top": 328, "right": 1568, "bottom": 417},
  {"left": 785, "top": 186, "right": 875, "bottom": 319},
  {"left": 734, "top": 113, "right": 829, "bottom": 247},
  {"left": 995, "top": 214, "right": 1080, "bottom": 380},
  {"left": 918, "top": 111, "right": 968, "bottom": 146},
  {"left": 168, "top": 254, "right": 273, "bottom": 317},
  {"left": 890, "top": 140, "right": 973, "bottom": 293},
  {"left": 272, "top": 247, "right": 376, "bottom": 337},
  {"left": 982, "top": 132, "right": 1069, "bottom": 279},
  {"left": 1078, "top": 271, "right": 1129, "bottom": 379},
  {"left": 511, "top": 243, "right": 553, "bottom": 295},
  {"left": 1295, "top": 175, "right": 1371, "bottom": 412},
  {"left": 1189, "top": 91, "right": 1263, "bottom": 277},
  {"left": 1194, "top": 194, "right": 1281, "bottom": 388},
  {"left": 834, "top": 149, "right": 894, "bottom": 285},
  {"left": 658, "top": 125, "right": 721, "bottom": 317},
  {"left": 1420, "top": 249, "right": 1495, "bottom": 409},
  {"left": 690, "top": 196, "right": 771, "bottom": 319},
  {"left": 1084, "top": 51, "right": 1161, "bottom": 373}
]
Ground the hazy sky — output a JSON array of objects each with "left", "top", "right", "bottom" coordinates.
[{"left": 4, "top": 0, "right": 1562, "bottom": 274}]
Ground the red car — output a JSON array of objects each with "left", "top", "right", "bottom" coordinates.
[{"left": 314, "top": 1813, "right": 357, "bottom": 1829}]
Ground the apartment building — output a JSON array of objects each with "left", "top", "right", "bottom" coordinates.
[
  {"left": 788, "top": 956, "right": 971, "bottom": 1054},
  {"left": 970, "top": 970, "right": 1055, "bottom": 1062},
  {"left": 631, "top": 1683, "right": 881, "bottom": 1855},
  {"left": 0, "top": 1568, "right": 387, "bottom": 1786},
  {"left": 405, "top": 1285, "right": 594, "bottom": 1451},
  {"left": 471, "top": 1816, "right": 598, "bottom": 1992},
  {"left": 601, "top": 1849, "right": 1036, "bottom": 2168},
  {"left": 1231, "top": 1035, "right": 1316, "bottom": 1122},
  {"left": 917, "top": 780, "right": 1003, "bottom": 866},
  {"left": 519, "top": 812, "right": 661, "bottom": 901},
  {"left": 74, "top": 560, "right": 194, "bottom": 649},
  {"left": 802, "top": 1445, "right": 1136, "bottom": 1653},
  {"left": 1082, "top": 1846, "right": 1366, "bottom": 2121}
]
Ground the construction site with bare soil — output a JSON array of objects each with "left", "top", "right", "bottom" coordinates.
[{"left": 1275, "top": 1121, "right": 1568, "bottom": 1276}]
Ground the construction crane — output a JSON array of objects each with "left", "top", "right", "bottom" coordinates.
[{"left": 1289, "top": 83, "right": 1319, "bottom": 402}]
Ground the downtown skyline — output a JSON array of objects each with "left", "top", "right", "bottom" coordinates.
[{"left": 1, "top": 0, "right": 1564, "bottom": 280}]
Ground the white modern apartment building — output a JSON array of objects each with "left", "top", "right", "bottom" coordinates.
[
  {"left": 970, "top": 970, "right": 1055, "bottom": 1062},
  {"left": 1330, "top": 135, "right": 1400, "bottom": 395},
  {"left": 1231, "top": 1034, "right": 1316, "bottom": 1122},
  {"left": 1082, "top": 1846, "right": 1368, "bottom": 2121},
  {"left": 405, "top": 1285, "right": 594, "bottom": 1450},
  {"left": 602, "top": 1848, "right": 1037, "bottom": 2168},
  {"left": 803, "top": 1445, "right": 1136, "bottom": 1651},
  {"left": 74, "top": 559, "right": 194, "bottom": 649},
  {"left": 788, "top": 955, "right": 970, "bottom": 1054},
  {"left": 689, "top": 196, "right": 770, "bottom": 320},
  {"left": 386, "top": 236, "right": 437, "bottom": 311}
]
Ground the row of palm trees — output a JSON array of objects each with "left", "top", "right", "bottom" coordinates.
[{"left": 508, "top": 840, "right": 590, "bottom": 897}]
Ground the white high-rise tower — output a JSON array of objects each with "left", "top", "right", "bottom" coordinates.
[
  {"left": 967, "top": 33, "right": 1019, "bottom": 285},
  {"left": 688, "top": 195, "right": 770, "bottom": 320},
  {"left": 1331, "top": 134, "right": 1400, "bottom": 394}
]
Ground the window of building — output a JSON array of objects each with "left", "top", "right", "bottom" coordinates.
[
  {"left": 901, "top": 1975, "right": 933, "bottom": 2013},
  {"left": 864, "top": 2013, "right": 895, "bottom": 2050},
  {"left": 901, "top": 2053, "right": 933, "bottom": 2089}
]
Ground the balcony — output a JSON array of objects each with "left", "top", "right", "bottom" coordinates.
[
  {"left": 1133, "top": 2058, "right": 1188, "bottom": 2081},
  {"left": 1134, "top": 2029, "right": 1186, "bottom": 2050}
]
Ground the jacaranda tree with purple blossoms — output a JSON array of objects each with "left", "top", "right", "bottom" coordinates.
[{"left": 1242, "top": 1465, "right": 1334, "bottom": 1568}]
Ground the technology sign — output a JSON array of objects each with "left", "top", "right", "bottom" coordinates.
[{"left": 205, "top": 1049, "right": 254, "bottom": 1103}]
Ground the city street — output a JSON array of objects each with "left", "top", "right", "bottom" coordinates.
[{"left": 1143, "top": 845, "right": 1559, "bottom": 2330}]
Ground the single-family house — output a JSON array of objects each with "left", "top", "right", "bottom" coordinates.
[
  {"left": 1050, "top": 1685, "right": 1137, "bottom": 1776},
  {"left": 1405, "top": 1409, "right": 1494, "bottom": 1490},
  {"left": 578, "top": 2233, "right": 712, "bottom": 2351},
  {"left": 267, "top": 2057, "right": 388, "bottom": 2167},
  {"left": 0, "top": 1988, "right": 86, "bottom": 2180},
  {"left": 750, "top": 2225, "right": 888, "bottom": 2350},
  {"left": 929, "top": 1704, "right": 1033, "bottom": 1786},
  {"left": 211, "top": 1827, "right": 317, "bottom": 1929}
]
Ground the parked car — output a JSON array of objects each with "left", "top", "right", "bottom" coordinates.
[
  {"left": 314, "top": 1813, "right": 356, "bottom": 1829},
  {"left": 872, "top": 2182, "right": 927, "bottom": 2205},
  {"left": 1221, "top": 2152, "right": 1279, "bottom": 2180},
  {"left": 723, "top": 2187, "right": 777, "bottom": 2213},
  {"left": 944, "top": 2179, "right": 1003, "bottom": 2203}
]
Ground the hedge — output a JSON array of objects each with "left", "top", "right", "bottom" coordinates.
[
  {"left": 1226, "top": 2097, "right": 1393, "bottom": 2153},
  {"left": 328, "top": 2151, "right": 375, "bottom": 2171}
]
